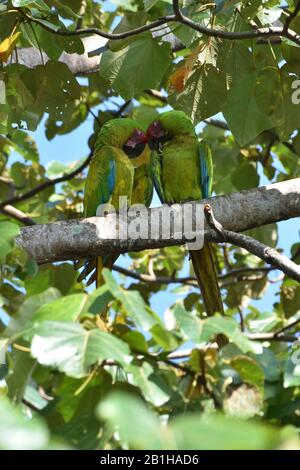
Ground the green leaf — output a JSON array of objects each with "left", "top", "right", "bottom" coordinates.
[
  {"left": 254, "top": 65, "right": 299, "bottom": 140},
  {"left": 284, "top": 357, "right": 300, "bottom": 388},
  {"left": 100, "top": 37, "right": 171, "bottom": 99},
  {"left": 98, "top": 392, "right": 281, "bottom": 450},
  {"left": 129, "top": 105, "right": 159, "bottom": 131},
  {"left": 280, "top": 280, "right": 300, "bottom": 317},
  {"left": 0, "top": 397, "right": 49, "bottom": 450},
  {"left": 256, "top": 348, "right": 281, "bottom": 382},
  {"left": 31, "top": 321, "right": 132, "bottom": 378},
  {"left": 103, "top": 269, "right": 156, "bottom": 331},
  {"left": 231, "top": 160, "right": 259, "bottom": 190},
  {"left": 108, "top": 12, "right": 149, "bottom": 52},
  {"left": 173, "top": 304, "right": 261, "bottom": 353},
  {"left": 143, "top": 0, "right": 159, "bottom": 11},
  {"left": 228, "top": 356, "right": 265, "bottom": 389},
  {"left": 5, "top": 288, "right": 61, "bottom": 336},
  {"left": 30, "top": 293, "right": 88, "bottom": 326},
  {"left": 246, "top": 223, "right": 278, "bottom": 248},
  {"left": 169, "top": 65, "right": 227, "bottom": 123},
  {"left": 6, "top": 350, "right": 36, "bottom": 403},
  {"left": 223, "top": 71, "right": 273, "bottom": 146},
  {"left": 86, "top": 285, "right": 114, "bottom": 315},
  {"left": 12, "top": 0, "right": 50, "bottom": 8},
  {"left": 0, "top": 221, "right": 20, "bottom": 261},
  {"left": 97, "top": 392, "right": 164, "bottom": 449},
  {"left": 128, "top": 361, "right": 172, "bottom": 406},
  {"left": 171, "top": 413, "right": 278, "bottom": 450}
]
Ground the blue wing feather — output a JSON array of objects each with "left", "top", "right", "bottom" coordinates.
[{"left": 199, "top": 142, "right": 212, "bottom": 199}]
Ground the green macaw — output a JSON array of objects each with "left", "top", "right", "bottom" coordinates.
[
  {"left": 146, "top": 110, "right": 223, "bottom": 316},
  {"left": 79, "top": 118, "right": 152, "bottom": 287}
]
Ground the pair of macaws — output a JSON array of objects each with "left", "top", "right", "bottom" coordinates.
[{"left": 81, "top": 111, "right": 223, "bottom": 316}]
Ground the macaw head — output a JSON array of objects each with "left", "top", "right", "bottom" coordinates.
[
  {"left": 146, "top": 120, "right": 166, "bottom": 151},
  {"left": 123, "top": 128, "right": 148, "bottom": 158},
  {"left": 146, "top": 111, "right": 195, "bottom": 150}
]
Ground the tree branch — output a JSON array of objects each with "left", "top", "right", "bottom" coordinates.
[
  {"left": 0, "top": 204, "right": 36, "bottom": 226},
  {"left": 0, "top": 152, "right": 92, "bottom": 211},
  {"left": 10, "top": 3, "right": 300, "bottom": 77},
  {"left": 112, "top": 264, "right": 274, "bottom": 288},
  {"left": 283, "top": 0, "right": 300, "bottom": 33},
  {"left": 15, "top": 179, "right": 300, "bottom": 276},
  {"left": 204, "top": 203, "right": 300, "bottom": 281}
]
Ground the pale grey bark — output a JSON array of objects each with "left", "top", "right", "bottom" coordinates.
[
  {"left": 16, "top": 178, "right": 300, "bottom": 269},
  {"left": 13, "top": 36, "right": 105, "bottom": 75},
  {"left": 13, "top": 32, "right": 181, "bottom": 75}
]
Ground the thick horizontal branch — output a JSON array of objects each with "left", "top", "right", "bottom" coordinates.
[{"left": 16, "top": 179, "right": 300, "bottom": 268}]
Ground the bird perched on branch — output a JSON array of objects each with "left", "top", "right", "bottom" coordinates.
[
  {"left": 146, "top": 110, "right": 223, "bottom": 316},
  {"left": 78, "top": 118, "right": 152, "bottom": 287}
]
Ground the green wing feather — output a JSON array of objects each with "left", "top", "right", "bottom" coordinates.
[
  {"left": 132, "top": 162, "right": 153, "bottom": 207},
  {"left": 150, "top": 148, "right": 166, "bottom": 204},
  {"left": 83, "top": 145, "right": 116, "bottom": 218}
]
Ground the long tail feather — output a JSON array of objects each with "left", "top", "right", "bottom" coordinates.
[
  {"left": 190, "top": 243, "right": 224, "bottom": 316},
  {"left": 96, "top": 256, "right": 105, "bottom": 288},
  {"left": 95, "top": 255, "right": 118, "bottom": 288}
]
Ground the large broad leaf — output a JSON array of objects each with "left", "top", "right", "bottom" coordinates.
[
  {"left": 227, "top": 356, "right": 265, "bottom": 390},
  {"left": 170, "top": 413, "right": 279, "bottom": 450},
  {"left": 97, "top": 392, "right": 165, "bottom": 450},
  {"left": 100, "top": 36, "right": 171, "bottom": 99},
  {"left": 284, "top": 357, "right": 300, "bottom": 388},
  {"left": 169, "top": 64, "right": 227, "bottom": 122},
  {"left": 5, "top": 288, "right": 61, "bottom": 336},
  {"left": 29, "top": 293, "right": 89, "bottom": 327},
  {"left": 0, "top": 221, "right": 20, "bottom": 261},
  {"left": 98, "top": 391, "right": 282, "bottom": 450},
  {"left": 108, "top": 12, "right": 149, "bottom": 52},
  {"left": 223, "top": 70, "right": 273, "bottom": 146},
  {"left": 12, "top": 1, "right": 50, "bottom": 8},
  {"left": 0, "top": 397, "right": 49, "bottom": 450},
  {"left": 173, "top": 304, "right": 261, "bottom": 353},
  {"left": 103, "top": 270, "right": 177, "bottom": 350},
  {"left": 254, "top": 65, "right": 299, "bottom": 140},
  {"left": 128, "top": 361, "right": 172, "bottom": 406},
  {"left": 31, "top": 321, "right": 132, "bottom": 378},
  {"left": 103, "top": 269, "right": 157, "bottom": 331}
]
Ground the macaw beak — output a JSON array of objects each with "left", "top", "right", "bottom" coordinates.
[
  {"left": 146, "top": 121, "right": 164, "bottom": 150},
  {"left": 123, "top": 129, "right": 148, "bottom": 158}
]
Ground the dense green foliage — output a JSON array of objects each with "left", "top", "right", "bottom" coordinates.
[{"left": 0, "top": 0, "right": 299, "bottom": 450}]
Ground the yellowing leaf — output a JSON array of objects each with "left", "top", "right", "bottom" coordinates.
[
  {"left": 168, "top": 41, "right": 210, "bottom": 93},
  {"left": 169, "top": 65, "right": 190, "bottom": 92},
  {"left": 0, "top": 32, "right": 21, "bottom": 62}
]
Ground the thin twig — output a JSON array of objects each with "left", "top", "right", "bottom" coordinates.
[
  {"left": 274, "top": 317, "right": 300, "bottom": 336},
  {"left": 204, "top": 204, "right": 300, "bottom": 282},
  {"left": 1, "top": 204, "right": 36, "bottom": 226},
  {"left": 0, "top": 152, "right": 92, "bottom": 210},
  {"left": 112, "top": 264, "right": 276, "bottom": 287},
  {"left": 15, "top": 7, "right": 300, "bottom": 47},
  {"left": 283, "top": 0, "right": 300, "bottom": 33}
]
